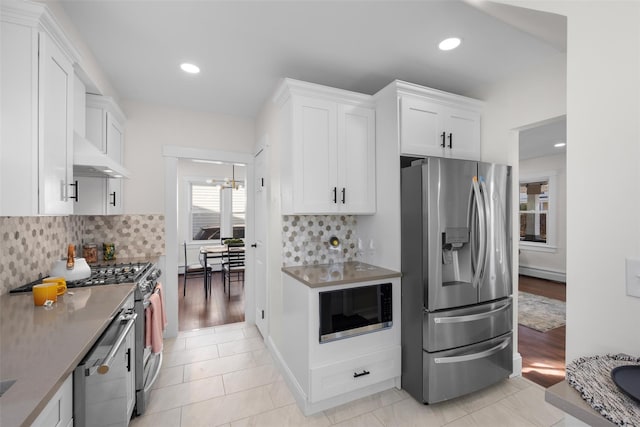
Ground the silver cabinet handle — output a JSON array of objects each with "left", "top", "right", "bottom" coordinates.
[
  {"left": 94, "top": 313, "right": 137, "bottom": 375},
  {"left": 433, "top": 301, "right": 510, "bottom": 324},
  {"left": 434, "top": 338, "right": 510, "bottom": 364}
]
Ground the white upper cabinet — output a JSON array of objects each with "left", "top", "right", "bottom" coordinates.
[
  {"left": 75, "top": 95, "right": 126, "bottom": 215},
  {"left": 0, "top": 0, "right": 78, "bottom": 216},
  {"left": 397, "top": 84, "right": 482, "bottom": 160},
  {"left": 275, "top": 79, "right": 376, "bottom": 215}
]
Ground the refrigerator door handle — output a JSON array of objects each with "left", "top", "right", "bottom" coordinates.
[
  {"left": 433, "top": 337, "right": 510, "bottom": 364},
  {"left": 433, "top": 302, "right": 510, "bottom": 324},
  {"left": 470, "top": 177, "right": 486, "bottom": 288},
  {"left": 478, "top": 177, "right": 492, "bottom": 286}
]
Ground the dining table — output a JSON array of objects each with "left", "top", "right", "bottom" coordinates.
[{"left": 200, "top": 244, "right": 245, "bottom": 298}]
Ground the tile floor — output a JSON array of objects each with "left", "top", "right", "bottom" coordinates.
[{"left": 130, "top": 322, "right": 587, "bottom": 427}]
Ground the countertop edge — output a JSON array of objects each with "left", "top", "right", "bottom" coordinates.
[
  {"left": 3, "top": 284, "right": 136, "bottom": 427},
  {"left": 545, "top": 380, "right": 616, "bottom": 427},
  {"left": 281, "top": 262, "right": 401, "bottom": 288}
]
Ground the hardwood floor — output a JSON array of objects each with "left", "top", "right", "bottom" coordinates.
[
  {"left": 518, "top": 275, "right": 566, "bottom": 388},
  {"left": 178, "top": 272, "right": 245, "bottom": 331}
]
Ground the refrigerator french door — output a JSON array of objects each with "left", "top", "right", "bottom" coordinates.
[{"left": 401, "top": 157, "right": 513, "bottom": 404}]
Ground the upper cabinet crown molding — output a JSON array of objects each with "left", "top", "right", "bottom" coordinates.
[
  {"left": 273, "top": 78, "right": 375, "bottom": 109},
  {"left": 1, "top": 0, "right": 80, "bottom": 65},
  {"left": 86, "top": 94, "right": 127, "bottom": 124},
  {"left": 378, "top": 80, "right": 484, "bottom": 112}
]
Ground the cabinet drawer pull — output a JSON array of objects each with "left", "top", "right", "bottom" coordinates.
[
  {"left": 448, "top": 132, "right": 453, "bottom": 148},
  {"left": 440, "top": 132, "right": 446, "bottom": 147},
  {"left": 341, "top": 187, "right": 346, "bottom": 204},
  {"left": 332, "top": 187, "right": 337, "bottom": 203},
  {"left": 353, "top": 370, "right": 370, "bottom": 378},
  {"left": 110, "top": 191, "right": 116, "bottom": 206}
]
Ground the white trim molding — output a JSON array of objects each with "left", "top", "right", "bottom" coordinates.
[{"left": 519, "top": 266, "right": 566, "bottom": 283}]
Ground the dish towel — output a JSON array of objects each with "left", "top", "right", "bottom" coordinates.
[{"left": 145, "top": 282, "right": 167, "bottom": 353}]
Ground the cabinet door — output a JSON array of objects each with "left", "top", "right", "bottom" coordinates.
[
  {"left": 399, "top": 96, "right": 445, "bottom": 157},
  {"left": 85, "top": 105, "right": 106, "bottom": 151},
  {"left": 39, "top": 33, "right": 73, "bottom": 215},
  {"left": 442, "top": 107, "right": 480, "bottom": 161},
  {"left": 106, "top": 178, "right": 123, "bottom": 214},
  {"left": 337, "top": 105, "right": 375, "bottom": 213},
  {"left": 75, "top": 177, "right": 107, "bottom": 215},
  {"left": 106, "top": 113, "right": 124, "bottom": 214},
  {"left": 292, "top": 96, "right": 338, "bottom": 214}
]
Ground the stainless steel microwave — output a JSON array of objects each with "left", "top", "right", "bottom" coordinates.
[{"left": 319, "top": 282, "right": 392, "bottom": 343}]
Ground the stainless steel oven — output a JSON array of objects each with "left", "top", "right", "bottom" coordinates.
[
  {"left": 319, "top": 282, "right": 393, "bottom": 343},
  {"left": 74, "top": 293, "right": 137, "bottom": 426}
]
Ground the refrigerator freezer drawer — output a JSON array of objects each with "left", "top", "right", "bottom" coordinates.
[
  {"left": 424, "top": 297, "right": 512, "bottom": 352},
  {"left": 309, "top": 345, "right": 401, "bottom": 403},
  {"left": 423, "top": 333, "right": 512, "bottom": 404}
]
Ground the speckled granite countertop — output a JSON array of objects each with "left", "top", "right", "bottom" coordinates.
[
  {"left": 0, "top": 284, "right": 136, "bottom": 427},
  {"left": 281, "top": 261, "right": 401, "bottom": 288}
]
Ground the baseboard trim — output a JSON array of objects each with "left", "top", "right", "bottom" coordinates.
[
  {"left": 511, "top": 352, "right": 523, "bottom": 378},
  {"left": 519, "top": 266, "right": 566, "bottom": 283}
]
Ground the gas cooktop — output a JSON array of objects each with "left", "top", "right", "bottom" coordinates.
[{"left": 10, "top": 262, "right": 153, "bottom": 293}]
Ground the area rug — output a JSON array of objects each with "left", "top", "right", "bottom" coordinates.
[{"left": 518, "top": 291, "right": 566, "bottom": 332}]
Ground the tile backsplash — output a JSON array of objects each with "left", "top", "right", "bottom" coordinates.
[
  {"left": 282, "top": 215, "right": 358, "bottom": 267},
  {"left": 0, "top": 214, "right": 165, "bottom": 295}
]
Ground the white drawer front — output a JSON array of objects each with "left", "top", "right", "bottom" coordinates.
[{"left": 310, "top": 345, "right": 400, "bottom": 403}]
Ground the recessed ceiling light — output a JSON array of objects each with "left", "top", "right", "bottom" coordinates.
[
  {"left": 180, "top": 63, "right": 200, "bottom": 74},
  {"left": 439, "top": 37, "right": 461, "bottom": 51},
  {"left": 554, "top": 142, "right": 566, "bottom": 148}
]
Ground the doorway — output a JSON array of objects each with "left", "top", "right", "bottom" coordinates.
[
  {"left": 517, "top": 116, "right": 567, "bottom": 387},
  {"left": 178, "top": 159, "right": 247, "bottom": 331},
  {"left": 162, "top": 146, "right": 254, "bottom": 338}
]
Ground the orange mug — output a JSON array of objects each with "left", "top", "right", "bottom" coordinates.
[
  {"left": 33, "top": 283, "right": 58, "bottom": 306},
  {"left": 43, "top": 277, "right": 67, "bottom": 296}
]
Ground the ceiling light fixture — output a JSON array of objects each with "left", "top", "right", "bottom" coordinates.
[
  {"left": 192, "top": 159, "right": 223, "bottom": 165},
  {"left": 439, "top": 37, "right": 461, "bottom": 51},
  {"left": 180, "top": 63, "right": 200, "bottom": 74},
  {"left": 554, "top": 142, "right": 566, "bottom": 148}
]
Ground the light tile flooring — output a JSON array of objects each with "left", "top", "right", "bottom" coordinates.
[{"left": 130, "top": 322, "right": 586, "bottom": 427}]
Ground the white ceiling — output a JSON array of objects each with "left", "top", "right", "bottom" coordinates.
[
  {"left": 57, "top": 0, "right": 565, "bottom": 118},
  {"left": 519, "top": 116, "right": 566, "bottom": 160}
]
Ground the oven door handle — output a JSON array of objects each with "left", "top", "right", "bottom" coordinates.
[{"left": 92, "top": 313, "right": 137, "bottom": 376}]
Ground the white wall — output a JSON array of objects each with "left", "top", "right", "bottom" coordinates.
[
  {"left": 494, "top": 0, "right": 640, "bottom": 362},
  {"left": 120, "top": 100, "right": 254, "bottom": 214},
  {"left": 519, "top": 152, "right": 566, "bottom": 278}
]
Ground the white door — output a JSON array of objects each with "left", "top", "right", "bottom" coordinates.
[{"left": 254, "top": 147, "right": 268, "bottom": 337}]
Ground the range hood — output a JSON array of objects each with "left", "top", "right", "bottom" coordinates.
[{"left": 73, "top": 133, "right": 130, "bottom": 178}]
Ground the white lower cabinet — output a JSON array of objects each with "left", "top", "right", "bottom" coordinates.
[
  {"left": 278, "top": 273, "right": 401, "bottom": 415},
  {"left": 309, "top": 346, "right": 401, "bottom": 403},
  {"left": 31, "top": 374, "right": 73, "bottom": 427}
]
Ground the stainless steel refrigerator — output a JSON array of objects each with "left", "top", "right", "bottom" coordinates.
[{"left": 401, "top": 157, "right": 513, "bottom": 404}]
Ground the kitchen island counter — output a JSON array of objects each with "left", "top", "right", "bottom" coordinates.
[
  {"left": 0, "top": 284, "right": 135, "bottom": 427},
  {"left": 281, "top": 261, "right": 401, "bottom": 288}
]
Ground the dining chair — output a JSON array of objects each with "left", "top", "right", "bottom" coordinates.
[
  {"left": 221, "top": 247, "right": 245, "bottom": 300},
  {"left": 183, "top": 241, "right": 212, "bottom": 296}
]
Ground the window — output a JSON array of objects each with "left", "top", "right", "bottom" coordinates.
[
  {"left": 188, "top": 180, "right": 246, "bottom": 242},
  {"left": 190, "top": 183, "right": 221, "bottom": 241},
  {"left": 232, "top": 186, "right": 246, "bottom": 239},
  {"left": 519, "top": 173, "right": 556, "bottom": 251}
]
